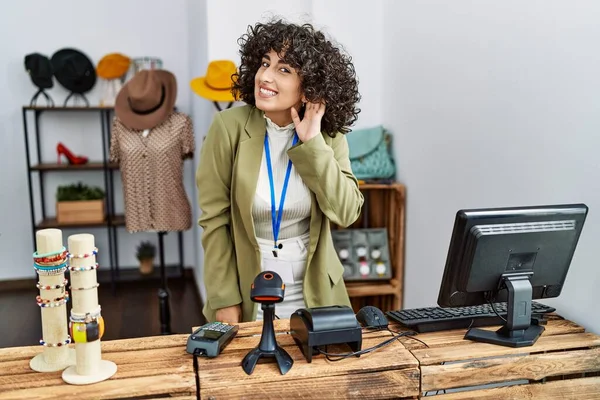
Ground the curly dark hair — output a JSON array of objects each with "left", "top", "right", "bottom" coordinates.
[{"left": 231, "top": 19, "right": 361, "bottom": 136}]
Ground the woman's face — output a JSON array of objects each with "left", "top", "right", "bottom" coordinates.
[{"left": 254, "top": 49, "right": 303, "bottom": 122}]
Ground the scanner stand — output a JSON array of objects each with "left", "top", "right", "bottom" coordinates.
[
  {"left": 290, "top": 305, "right": 363, "bottom": 363},
  {"left": 241, "top": 303, "right": 293, "bottom": 375}
]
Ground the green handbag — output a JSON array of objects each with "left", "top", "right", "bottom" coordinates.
[{"left": 346, "top": 125, "right": 396, "bottom": 180}]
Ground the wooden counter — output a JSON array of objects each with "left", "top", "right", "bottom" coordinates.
[
  {"left": 195, "top": 314, "right": 600, "bottom": 399},
  {"left": 0, "top": 334, "right": 196, "bottom": 400},
  {"left": 0, "top": 314, "right": 598, "bottom": 399},
  {"left": 195, "top": 319, "right": 420, "bottom": 399},
  {"left": 401, "top": 314, "right": 600, "bottom": 399}
]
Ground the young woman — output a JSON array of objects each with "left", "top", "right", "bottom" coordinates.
[{"left": 196, "top": 19, "right": 363, "bottom": 323}]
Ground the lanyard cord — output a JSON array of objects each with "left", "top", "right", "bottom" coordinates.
[{"left": 264, "top": 131, "right": 299, "bottom": 253}]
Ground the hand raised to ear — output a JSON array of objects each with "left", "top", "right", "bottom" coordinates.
[{"left": 291, "top": 101, "right": 326, "bottom": 143}]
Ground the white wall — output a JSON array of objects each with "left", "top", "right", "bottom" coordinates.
[
  {"left": 383, "top": 0, "right": 600, "bottom": 333},
  {"left": 188, "top": 0, "right": 212, "bottom": 302},
  {"left": 0, "top": 0, "right": 199, "bottom": 280}
]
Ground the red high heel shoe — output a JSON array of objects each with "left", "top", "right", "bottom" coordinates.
[{"left": 56, "top": 142, "right": 89, "bottom": 165}]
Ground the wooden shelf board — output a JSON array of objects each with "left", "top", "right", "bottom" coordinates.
[
  {"left": 36, "top": 214, "right": 125, "bottom": 229},
  {"left": 346, "top": 281, "right": 399, "bottom": 297},
  {"left": 30, "top": 162, "right": 119, "bottom": 171},
  {"left": 358, "top": 182, "right": 405, "bottom": 190},
  {"left": 23, "top": 105, "right": 114, "bottom": 111}
]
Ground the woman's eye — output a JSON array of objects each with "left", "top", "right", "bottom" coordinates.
[
  {"left": 261, "top": 61, "right": 269, "bottom": 68},
  {"left": 280, "top": 68, "right": 290, "bottom": 73}
]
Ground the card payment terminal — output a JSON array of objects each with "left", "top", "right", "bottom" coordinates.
[{"left": 186, "top": 322, "right": 239, "bottom": 358}]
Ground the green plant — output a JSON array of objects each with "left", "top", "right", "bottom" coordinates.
[
  {"left": 56, "top": 182, "right": 105, "bottom": 201},
  {"left": 136, "top": 241, "right": 156, "bottom": 261}
]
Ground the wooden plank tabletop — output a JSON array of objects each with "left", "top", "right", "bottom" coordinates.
[
  {"left": 433, "top": 376, "right": 600, "bottom": 399},
  {"left": 1, "top": 314, "right": 598, "bottom": 399},
  {"left": 0, "top": 334, "right": 196, "bottom": 400},
  {"left": 196, "top": 319, "right": 420, "bottom": 399},
  {"left": 396, "top": 314, "right": 600, "bottom": 398}
]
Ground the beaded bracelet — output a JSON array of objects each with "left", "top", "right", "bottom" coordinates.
[
  {"left": 70, "top": 283, "right": 100, "bottom": 291},
  {"left": 67, "top": 247, "right": 99, "bottom": 259},
  {"left": 36, "top": 279, "right": 68, "bottom": 290},
  {"left": 36, "top": 295, "right": 69, "bottom": 308},
  {"left": 70, "top": 306, "right": 102, "bottom": 322},
  {"left": 34, "top": 266, "right": 67, "bottom": 276},
  {"left": 33, "top": 246, "right": 67, "bottom": 259},
  {"left": 68, "top": 263, "right": 99, "bottom": 272},
  {"left": 33, "top": 249, "right": 68, "bottom": 264},
  {"left": 34, "top": 258, "right": 68, "bottom": 268},
  {"left": 36, "top": 291, "right": 69, "bottom": 304},
  {"left": 39, "top": 335, "right": 71, "bottom": 347}
]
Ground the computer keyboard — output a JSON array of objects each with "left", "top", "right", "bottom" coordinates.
[{"left": 386, "top": 301, "right": 556, "bottom": 333}]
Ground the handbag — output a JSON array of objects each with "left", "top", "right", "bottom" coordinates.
[{"left": 346, "top": 125, "right": 395, "bottom": 180}]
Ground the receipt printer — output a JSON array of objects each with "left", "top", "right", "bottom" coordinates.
[{"left": 290, "top": 305, "right": 362, "bottom": 362}]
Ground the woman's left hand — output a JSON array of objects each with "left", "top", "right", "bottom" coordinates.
[{"left": 291, "top": 101, "right": 326, "bottom": 142}]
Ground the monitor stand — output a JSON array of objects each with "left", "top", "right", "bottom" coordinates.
[{"left": 465, "top": 272, "right": 544, "bottom": 348}]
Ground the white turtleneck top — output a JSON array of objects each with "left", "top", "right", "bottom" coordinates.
[{"left": 252, "top": 116, "right": 312, "bottom": 241}]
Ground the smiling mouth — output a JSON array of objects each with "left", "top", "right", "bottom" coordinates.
[{"left": 259, "top": 87, "right": 278, "bottom": 97}]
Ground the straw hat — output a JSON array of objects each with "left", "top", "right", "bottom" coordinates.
[
  {"left": 97, "top": 53, "right": 131, "bottom": 80},
  {"left": 190, "top": 60, "right": 236, "bottom": 102},
  {"left": 115, "top": 69, "right": 176, "bottom": 130}
]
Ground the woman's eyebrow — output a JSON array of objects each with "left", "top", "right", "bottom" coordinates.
[{"left": 262, "top": 54, "right": 291, "bottom": 67}]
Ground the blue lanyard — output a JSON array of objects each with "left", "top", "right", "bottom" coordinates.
[{"left": 264, "top": 131, "right": 299, "bottom": 255}]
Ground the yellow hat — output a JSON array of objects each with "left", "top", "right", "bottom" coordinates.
[
  {"left": 190, "top": 60, "right": 237, "bottom": 102},
  {"left": 97, "top": 53, "right": 131, "bottom": 80}
]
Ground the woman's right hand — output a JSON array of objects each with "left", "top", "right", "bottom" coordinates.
[{"left": 215, "top": 304, "right": 242, "bottom": 324}]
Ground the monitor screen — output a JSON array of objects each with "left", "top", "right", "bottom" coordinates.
[
  {"left": 435, "top": 203, "right": 588, "bottom": 347},
  {"left": 438, "top": 204, "right": 588, "bottom": 308}
]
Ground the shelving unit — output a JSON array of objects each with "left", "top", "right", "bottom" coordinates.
[
  {"left": 21, "top": 106, "right": 186, "bottom": 305},
  {"left": 333, "top": 183, "right": 406, "bottom": 313}
]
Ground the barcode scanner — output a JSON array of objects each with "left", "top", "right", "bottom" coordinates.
[
  {"left": 241, "top": 271, "right": 293, "bottom": 375},
  {"left": 250, "top": 271, "right": 285, "bottom": 303}
]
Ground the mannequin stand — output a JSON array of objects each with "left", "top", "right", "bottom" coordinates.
[
  {"left": 241, "top": 303, "right": 293, "bottom": 375},
  {"left": 158, "top": 231, "right": 171, "bottom": 335}
]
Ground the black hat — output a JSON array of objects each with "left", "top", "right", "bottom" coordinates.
[
  {"left": 24, "top": 53, "right": 54, "bottom": 89},
  {"left": 51, "top": 48, "right": 96, "bottom": 93}
]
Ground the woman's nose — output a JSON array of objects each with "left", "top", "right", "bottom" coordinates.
[{"left": 259, "top": 67, "right": 274, "bottom": 83}]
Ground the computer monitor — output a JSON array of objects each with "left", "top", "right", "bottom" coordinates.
[{"left": 437, "top": 203, "right": 588, "bottom": 347}]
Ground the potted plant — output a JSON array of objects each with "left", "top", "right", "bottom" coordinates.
[
  {"left": 55, "top": 182, "right": 105, "bottom": 224},
  {"left": 136, "top": 241, "right": 156, "bottom": 275}
]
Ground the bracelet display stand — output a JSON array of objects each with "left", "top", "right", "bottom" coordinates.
[
  {"left": 30, "top": 228, "right": 76, "bottom": 372},
  {"left": 62, "top": 233, "right": 117, "bottom": 385}
]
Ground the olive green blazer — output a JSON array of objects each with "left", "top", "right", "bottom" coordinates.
[{"left": 196, "top": 105, "right": 364, "bottom": 322}]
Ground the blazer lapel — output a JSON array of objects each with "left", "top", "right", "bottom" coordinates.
[{"left": 235, "top": 107, "right": 266, "bottom": 249}]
